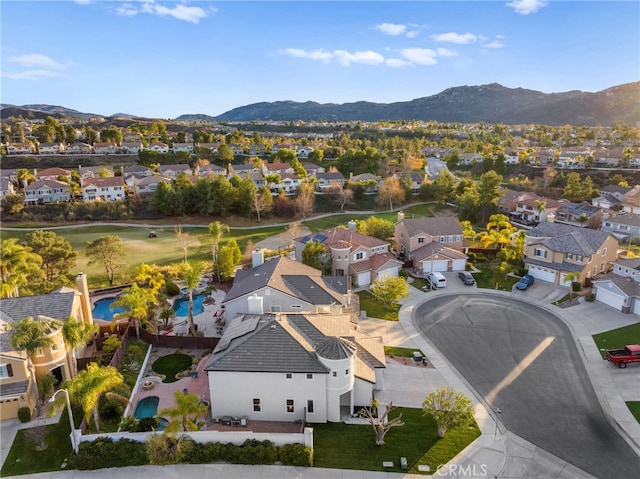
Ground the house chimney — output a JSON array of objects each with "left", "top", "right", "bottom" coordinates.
[
  {"left": 76, "top": 273, "right": 94, "bottom": 324},
  {"left": 397, "top": 211, "right": 405, "bottom": 223},
  {"left": 348, "top": 220, "right": 357, "bottom": 232},
  {"left": 546, "top": 213, "right": 555, "bottom": 223},
  {"left": 252, "top": 249, "right": 264, "bottom": 268}
]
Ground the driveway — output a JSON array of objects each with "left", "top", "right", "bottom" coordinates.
[{"left": 413, "top": 294, "right": 640, "bottom": 479}]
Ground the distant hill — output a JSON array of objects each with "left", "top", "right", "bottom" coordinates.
[
  {"left": 3, "top": 82, "right": 639, "bottom": 126},
  {"left": 212, "top": 82, "right": 640, "bottom": 126}
]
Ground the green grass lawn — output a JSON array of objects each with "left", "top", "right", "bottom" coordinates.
[
  {"left": 384, "top": 346, "right": 424, "bottom": 358},
  {"left": 592, "top": 322, "right": 640, "bottom": 359},
  {"left": 1, "top": 407, "right": 79, "bottom": 477},
  {"left": 357, "top": 290, "right": 400, "bottom": 321},
  {"left": 626, "top": 402, "right": 640, "bottom": 424},
  {"left": 312, "top": 407, "right": 480, "bottom": 473},
  {"left": 410, "top": 277, "right": 432, "bottom": 292},
  {"left": 472, "top": 263, "right": 519, "bottom": 291},
  {"left": 152, "top": 353, "right": 194, "bottom": 382}
]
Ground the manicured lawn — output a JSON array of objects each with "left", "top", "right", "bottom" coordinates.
[
  {"left": 358, "top": 290, "right": 400, "bottom": 321},
  {"left": 410, "top": 277, "right": 432, "bottom": 292},
  {"left": 472, "top": 263, "right": 519, "bottom": 291},
  {"left": 1, "top": 407, "right": 79, "bottom": 477},
  {"left": 384, "top": 346, "right": 424, "bottom": 358},
  {"left": 312, "top": 407, "right": 480, "bottom": 473},
  {"left": 626, "top": 402, "right": 640, "bottom": 424},
  {"left": 592, "top": 322, "right": 640, "bottom": 359},
  {"left": 152, "top": 353, "right": 194, "bottom": 383}
]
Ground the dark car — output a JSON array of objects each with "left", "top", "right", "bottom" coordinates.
[
  {"left": 148, "top": 231, "right": 157, "bottom": 238},
  {"left": 458, "top": 271, "right": 475, "bottom": 285},
  {"left": 515, "top": 274, "right": 535, "bottom": 290}
]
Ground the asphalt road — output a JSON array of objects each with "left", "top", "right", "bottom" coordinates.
[{"left": 414, "top": 294, "right": 640, "bottom": 479}]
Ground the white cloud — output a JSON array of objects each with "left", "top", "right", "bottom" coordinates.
[
  {"left": 280, "top": 48, "right": 333, "bottom": 62},
  {"left": 400, "top": 48, "right": 438, "bottom": 65},
  {"left": 374, "top": 23, "right": 407, "bottom": 36},
  {"left": 432, "top": 32, "right": 479, "bottom": 44},
  {"left": 334, "top": 50, "right": 385, "bottom": 66},
  {"left": 506, "top": 0, "right": 548, "bottom": 15},
  {"left": 483, "top": 40, "right": 505, "bottom": 49},
  {"left": 436, "top": 48, "right": 458, "bottom": 57},
  {"left": 406, "top": 30, "right": 419, "bottom": 39},
  {"left": 115, "top": 3, "right": 138, "bottom": 17},
  {"left": 140, "top": 1, "right": 211, "bottom": 24},
  {"left": 73, "top": 0, "right": 93, "bottom": 5},
  {"left": 9, "top": 53, "right": 66, "bottom": 70},
  {"left": 1, "top": 70, "right": 65, "bottom": 80},
  {"left": 385, "top": 58, "right": 411, "bottom": 68}
]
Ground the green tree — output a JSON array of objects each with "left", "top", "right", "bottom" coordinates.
[
  {"left": 86, "top": 235, "right": 127, "bottom": 286},
  {"left": 432, "top": 169, "right": 457, "bottom": 205},
  {"left": 179, "top": 261, "right": 210, "bottom": 336},
  {"left": 208, "top": 221, "right": 230, "bottom": 283},
  {"left": 477, "top": 170, "right": 503, "bottom": 224},
  {"left": 369, "top": 276, "right": 409, "bottom": 309},
  {"left": 216, "top": 143, "right": 234, "bottom": 162},
  {"left": 59, "top": 363, "right": 124, "bottom": 433},
  {"left": 356, "top": 216, "right": 394, "bottom": 240},
  {"left": 218, "top": 241, "right": 241, "bottom": 281},
  {"left": 1, "top": 194, "right": 25, "bottom": 216},
  {"left": 62, "top": 317, "right": 98, "bottom": 376},
  {"left": 301, "top": 240, "right": 329, "bottom": 273},
  {"left": 26, "top": 230, "right": 77, "bottom": 290},
  {"left": 159, "top": 390, "right": 208, "bottom": 432},
  {"left": 563, "top": 172, "right": 593, "bottom": 202},
  {"left": 112, "top": 283, "right": 157, "bottom": 337},
  {"left": 1, "top": 238, "right": 43, "bottom": 298},
  {"left": 16, "top": 168, "right": 35, "bottom": 188},
  {"left": 455, "top": 183, "right": 480, "bottom": 223},
  {"left": 422, "top": 387, "right": 475, "bottom": 437},
  {"left": 10, "top": 317, "right": 57, "bottom": 416},
  {"left": 563, "top": 272, "right": 581, "bottom": 302}
]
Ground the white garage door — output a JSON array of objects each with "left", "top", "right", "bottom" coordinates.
[
  {"left": 633, "top": 298, "right": 640, "bottom": 316},
  {"left": 451, "top": 259, "right": 466, "bottom": 272},
  {"left": 356, "top": 271, "right": 371, "bottom": 288},
  {"left": 595, "top": 287, "right": 624, "bottom": 311},
  {"left": 527, "top": 265, "right": 557, "bottom": 283},
  {"left": 377, "top": 266, "right": 399, "bottom": 280},
  {"left": 423, "top": 260, "right": 448, "bottom": 273}
]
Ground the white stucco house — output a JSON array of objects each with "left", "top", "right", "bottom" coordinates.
[
  {"left": 591, "top": 258, "right": 640, "bottom": 315},
  {"left": 81, "top": 177, "right": 126, "bottom": 202},
  {"left": 204, "top": 312, "right": 386, "bottom": 423}
]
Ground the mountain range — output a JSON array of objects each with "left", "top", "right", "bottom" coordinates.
[{"left": 3, "top": 82, "right": 639, "bottom": 126}]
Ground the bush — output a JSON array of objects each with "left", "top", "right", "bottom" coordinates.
[
  {"left": 165, "top": 281, "right": 180, "bottom": 297},
  {"left": 572, "top": 282, "right": 582, "bottom": 292},
  {"left": 102, "top": 336, "right": 122, "bottom": 354},
  {"left": 17, "top": 407, "right": 31, "bottom": 423},
  {"left": 73, "top": 437, "right": 148, "bottom": 470},
  {"left": 237, "top": 439, "right": 277, "bottom": 465},
  {"left": 398, "top": 269, "right": 409, "bottom": 279},
  {"left": 135, "top": 417, "right": 159, "bottom": 432},
  {"left": 585, "top": 293, "right": 596, "bottom": 302},
  {"left": 279, "top": 443, "right": 313, "bottom": 466}
]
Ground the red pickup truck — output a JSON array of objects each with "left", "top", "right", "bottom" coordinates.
[{"left": 605, "top": 344, "right": 640, "bottom": 368}]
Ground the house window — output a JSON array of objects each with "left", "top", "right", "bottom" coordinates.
[
  {"left": 335, "top": 269, "right": 345, "bottom": 276},
  {"left": 534, "top": 248, "right": 547, "bottom": 259},
  {"left": 0, "top": 364, "right": 13, "bottom": 378},
  {"left": 285, "top": 373, "right": 293, "bottom": 380},
  {"left": 286, "top": 399, "right": 294, "bottom": 413},
  {"left": 355, "top": 252, "right": 364, "bottom": 260},
  {"left": 602, "top": 248, "right": 607, "bottom": 256},
  {"left": 51, "top": 344, "right": 58, "bottom": 352},
  {"left": 253, "top": 398, "right": 261, "bottom": 412},
  {"left": 345, "top": 369, "right": 349, "bottom": 375},
  {"left": 306, "top": 373, "right": 313, "bottom": 380},
  {"left": 332, "top": 371, "right": 337, "bottom": 377},
  {"left": 601, "top": 262, "right": 606, "bottom": 272},
  {"left": 418, "top": 237, "right": 425, "bottom": 244},
  {"left": 36, "top": 348, "right": 44, "bottom": 357},
  {"left": 307, "top": 400, "right": 314, "bottom": 413}
]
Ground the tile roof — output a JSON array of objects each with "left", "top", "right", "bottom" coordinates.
[
  {"left": 295, "top": 227, "right": 387, "bottom": 251},
  {"left": 83, "top": 177, "right": 125, "bottom": 188},
  {"left": 605, "top": 213, "right": 640, "bottom": 227},
  {"left": 399, "top": 217, "right": 463, "bottom": 237},
  {"left": 526, "top": 222, "right": 612, "bottom": 255}
]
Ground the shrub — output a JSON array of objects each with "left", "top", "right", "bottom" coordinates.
[
  {"left": 73, "top": 437, "right": 148, "bottom": 470},
  {"left": 279, "top": 443, "right": 313, "bottom": 466},
  {"left": 17, "top": 407, "right": 31, "bottom": 423},
  {"left": 238, "top": 439, "right": 277, "bottom": 465},
  {"left": 398, "top": 269, "right": 409, "bottom": 279},
  {"left": 165, "top": 281, "right": 180, "bottom": 297},
  {"left": 146, "top": 433, "right": 184, "bottom": 465},
  {"left": 102, "top": 336, "right": 122, "bottom": 354},
  {"left": 585, "top": 293, "right": 596, "bottom": 302},
  {"left": 135, "top": 417, "right": 159, "bottom": 432},
  {"left": 572, "top": 282, "right": 582, "bottom": 292}
]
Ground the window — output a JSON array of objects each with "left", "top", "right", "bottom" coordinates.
[
  {"left": 307, "top": 400, "right": 314, "bottom": 413},
  {"left": 345, "top": 369, "right": 349, "bottom": 375},
  {"left": 285, "top": 373, "right": 293, "bottom": 380},
  {"left": 335, "top": 269, "right": 345, "bottom": 276},
  {"left": 355, "top": 252, "right": 364, "bottom": 260},
  {"left": 602, "top": 248, "right": 607, "bottom": 256},
  {"left": 286, "top": 399, "right": 294, "bottom": 413},
  {"left": 332, "top": 371, "right": 337, "bottom": 377},
  {"left": 418, "top": 237, "right": 425, "bottom": 244},
  {"left": 36, "top": 348, "right": 44, "bottom": 357},
  {"left": 306, "top": 373, "right": 313, "bottom": 380},
  {"left": 0, "top": 364, "right": 13, "bottom": 379},
  {"left": 51, "top": 343, "right": 58, "bottom": 352},
  {"left": 534, "top": 248, "right": 547, "bottom": 259},
  {"left": 253, "top": 398, "right": 261, "bottom": 412}
]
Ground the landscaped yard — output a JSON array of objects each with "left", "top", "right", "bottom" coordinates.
[
  {"left": 384, "top": 346, "right": 424, "bottom": 358},
  {"left": 152, "top": 353, "right": 194, "bottom": 383},
  {"left": 409, "top": 277, "right": 432, "bottom": 292},
  {"left": 592, "top": 322, "right": 640, "bottom": 359},
  {"left": 357, "top": 290, "right": 400, "bottom": 321},
  {"left": 312, "top": 407, "right": 480, "bottom": 473},
  {"left": 472, "top": 263, "right": 520, "bottom": 291}
]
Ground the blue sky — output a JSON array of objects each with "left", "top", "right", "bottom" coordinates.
[{"left": 1, "top": 1, "right": 638, "bottom": 118}]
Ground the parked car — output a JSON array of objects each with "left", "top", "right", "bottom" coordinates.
[
  {"left": 427, "top": 271, "right": 447, "bottom": 288},
  {"left": 458, "top": 271, "right": 475, "bottom": 285},
  {"left": 605, "top": 345, "right": 640, "bottom": 368},
  {"left": 148, "top": 231, "right": 157, "bottom": 238},
  {"left": 515, "top": 274, "right": 535, "bottom": 290}
]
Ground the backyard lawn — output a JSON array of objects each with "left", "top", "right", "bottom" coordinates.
[
  {"left": 152, "top": 353, "right": 194, "bottom": 382},
  {"left": 357, "top": 290, "right": 400, "bottom": 321},
  {"left": 592, "top": 322, "right": 640, "bottom": 359},
  {"left": 312, "top": 406, "right": 480, "bottom": 474}
]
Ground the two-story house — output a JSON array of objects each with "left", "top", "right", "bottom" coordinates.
[
  {"left": 119, "top": 141, "right": 143, "bottom": 154},
  {"left": 147, "top": 141, "right": 169, "bottom": 153},
  {"left": 196, "top": 164, "right": 226, "bottom": 177},
  {"left": 23, "top": 179, "right": 71, "bottom": 205},
  {"left": 36, "top": 167, "right": 72, "bottom": 182},
  {"left": 78, "top": 165, "right": 115, "bottom": 182},
  {"left": 81, "top": 177, "right": 126, "bottom": 202},
  {"left": 157, "top": 164, "right": 191, "bottom": 178},
  {"left": 0, "top": 178, "right": 16, "bottom": 198},
  {"left": 6, "top": 143, "right": 36, "bottom": 155},
  {"left": 394, "top": 213, "right": 467, "bottom": 274},
  {"left": 65, "top": 142, "right": 93, "bottom": 154},
  {"left": 93, "top": 142, "right": 118, "bottom": 155},
  {"left": 523, "top": 221, "right": 618, "bottom": 285},
  {"left": 601, "top": 213, "right": 640, "bottom": 243},
  {"left": 134, "top": 175, "right": 171, "bottom": 197},
  {"left": 316, "top": 172, "right": 345, "bottom": 190},
  {"left": 293, "top": 223, "right": 402, "bottom": 287},
  {"left": 262, "top": 162, "right": 294, "bottom": 176},
  {"left": 37, "top": 142, "right": 65, "bottom": 155},
  {"left": 172, "top": 142, "right": 194, "bottom": 154},
  {"left": 591, "top": 257, "right": 640, "bottom": 314},
  {"left": 554, "top": 201, "right": 603, "bottom": 229},
  {"left": 122, "top": 165, "right": 154, "bottom": 189},
  {"left": 621, "top": 186, "right": 640, "bottom": 214}
]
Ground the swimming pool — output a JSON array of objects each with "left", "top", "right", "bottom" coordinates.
[
  {"left": 173, "top": 294, "right": 206, "bottom": 317},
  {"left": 92, "top": 297, "right": 127, "bottom": 321},
  {"left": 134, "top": 396, "right": 159, "bottom": 419}
]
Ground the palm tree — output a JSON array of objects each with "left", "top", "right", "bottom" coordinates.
[
  {"left": 179, "top": 261, "right": 210, "bottom": 336},
  {"left": 159, "top": 390, "right": 208, "bottom": 432},
  {"left": 111, "top": 283, "right": 156, "bottom": 337},
  {"left": 534, "top": 200, "right": 546, "bottom": 223},
  {"left": 10, "top": 317, "right": 58, "bottom": 416},
  {"left": 563, "top": 272, "right": 581, "bottom": 302},
  {"left": 208, "top": 221, "right": 229, "bottom": 283},
  {"left": 486, "top": 214, "right": 512, "bottom": 231},
  {"left": 60, "top": 362, "right": 124, "bottom": 433},
  {"left": 1, "top": 238, "right": 43, "bottom": 298},
  {"left": 16, "top": 168, "right": 35, "bottom": 188},
  {"left": 62, "top": 317, "right": 98, "bottom": 376}
]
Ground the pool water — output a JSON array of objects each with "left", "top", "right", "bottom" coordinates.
[
  {"left": 134, "top": 396, "right": 159, "bottom": 419},
  {"left": 173, "top": 294, "right": 206, "bottom": 317},
  {"left": 92, "top": 297, "right": 127, "bottom": 321}
]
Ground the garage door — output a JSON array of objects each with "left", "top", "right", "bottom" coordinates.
[
  {"left": 527, "top": 265, "right": 557, "bottom": 283},
  {"left": 451, "top": 259, "right": 466, "bottom": 272},
  {"left": 632, "top": 298, "right": 640, "bottom": 316},
  {"left": 377, "top": 266, "right": 399, "bottom": 280},
  {"left": 356, "top": 271, "right": 371, "bottom": 288},
  {"left": 423, "top": 260, "right": 448, "bottom": 273},
  {"left": 595, "top": 287, "right": 624, "bottom": 311}
]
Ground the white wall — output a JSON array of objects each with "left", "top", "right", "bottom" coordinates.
[
  {"left": 353, "top": 378, "right": 375, "bottom": 409},
  {"left": 224, "top": 288, "right": 314, "bottom": 319},
  {"left": 209, "top": 370, "right": 329, "bottom": 423}
]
